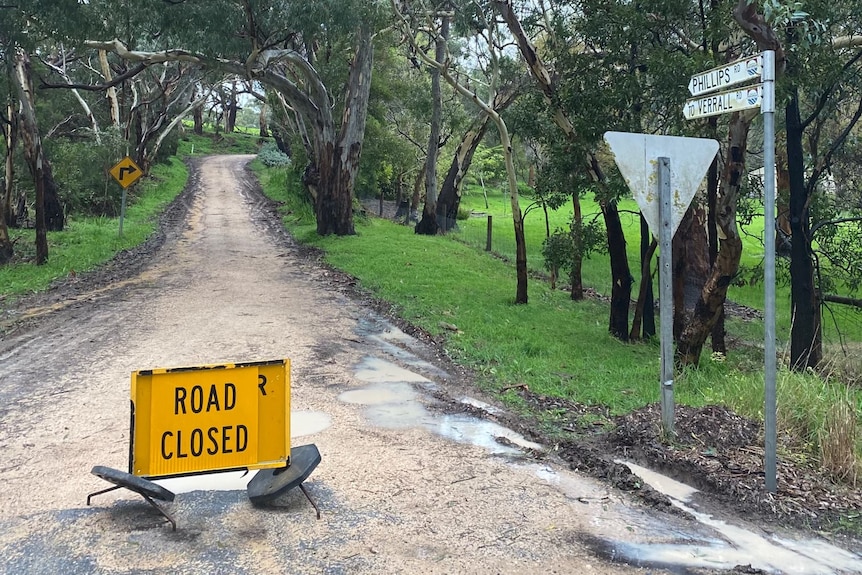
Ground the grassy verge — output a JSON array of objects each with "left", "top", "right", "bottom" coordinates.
[
  {"left": 1, "top": 157, "right": 188, "bottom": 299},
  {"left": 256, "top": 162, "right": 862, "bottom": 481},
  {"left": 0, "top": 127, "right": 265, "bottom": 302}
]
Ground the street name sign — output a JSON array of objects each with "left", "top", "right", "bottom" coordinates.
[
  {"left": 683, "top": 84, "right": 763, "bottom": 120},
  {"left": 131, "top": 359, "right": 290, "bottom": 478},
  {"left": 603, "top": 132, "right": 719, "bottom": 238},
  {"left": 688, "top": 54, "right": 763, "bottom": 96},
  {"left": 109, "top": 156, "right": 143, "bottom": 189}
]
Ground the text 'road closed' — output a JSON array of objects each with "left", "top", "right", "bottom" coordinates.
[{"left": 131, "top": 360, "right": 290, "bottom": 478}]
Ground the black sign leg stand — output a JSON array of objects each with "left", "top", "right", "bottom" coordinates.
[
  {"left": 87, "top": 466, "right": 178, "bottom": 531},
  {"left": 247, "top": 444, "right": 322, "bottom": 519}
]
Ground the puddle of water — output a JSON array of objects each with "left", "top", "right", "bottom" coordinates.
[
  {"left": 354, "top": 356, "right": 431, "bottom": 385},
  {"left": 355, "top": 318, "right": 450, "bottom": 380},
  {"left": 339, "top": 382, "right": 417, "bottom": 405},
  {"left": 459, "top": 396, "right": 501, "bottom": 415},
  {"left": 345, "top": 357, "right": 543, "bottom": 456},
  {"left": 364, "top": 402, "right": 431, "bottom": 429},
  {"left": 611, "top": 460, "right": 862, "bottom": 574},
  {"left": 431, "top": 414, "right": 542, "bottom": 455},
  {"left": 621, "top": 461, "right": 698, "bottom": 503},
  {"left": 291, "top": 410, "right": 332, "bottom": 438}
]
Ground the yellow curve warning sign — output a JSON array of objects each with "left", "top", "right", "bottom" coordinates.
[
  {"left": 131, "top": 359, "right": 290, "bottom": 478},
  {"left": 109, "top": 156, "right": 143, "bottom": 189}
]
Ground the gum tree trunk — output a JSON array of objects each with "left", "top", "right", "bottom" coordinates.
[
  {"left": 314, "top": 26, "right": 373, "bottom": 236},
  {"left": 416, "top": 15, "right": 448, "bottom": 236},
  {"left": 15, "top": 49, "right": 64, "bottom": 265},
  {"left": 786, "top": 87, "right": 822, "bottom": 368}
]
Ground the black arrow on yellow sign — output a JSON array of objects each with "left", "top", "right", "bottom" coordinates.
[
  {"left": 110, "top": 156, "right": 144, "bottom": 189},
  {"left": 118, "top": 165, "right": 138, "bottom": 181}
]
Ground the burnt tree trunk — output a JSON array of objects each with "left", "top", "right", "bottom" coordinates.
[
  {"left": 677, "top": 0, "right": 785, "bottom": 365},
  {"left": 437, "top": 122, "right": 488, "bottom": 232},
  {"left": 0, "top": 106, "right": 11, "bottom": 261},
  {"left": 225, "top": 81, "right": 238, "bottom": 133},
  {"left": 193, "top": 103, "right": 204, "bottom": 135},
  {"left": 437, "top": 86, "right": 518, "bottom": 233},
  {"left": 705, "top": 139, "right": 727, "bottom": 354},
  {"left": 571, "top": 193, "right": 584, "bottom": 300},
  {"left": 3, "top": 102, "right": 16, "bottom": 228},
  {"left": 786, "top": 87, "right": 822, "bottom": 369},
  {"left": 630, "top": 217, "right": 657, "bottom": 341},
  {"left": 602, "top": 200, "right": 631, "bottom": 340},
  {"left": 259, "top": 103, "right": 269, "bottom": 138}
]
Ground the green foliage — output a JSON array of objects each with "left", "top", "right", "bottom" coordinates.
[
  {"left": 257, "top": 142, "right": 292, "bottom": 168},
  {"left": 46, "top": 129, "right": 126, "bottom": 217},
  {"left": 0, "top": 157, "right": 187, "bottom": 298},
  {"left": 254, "top": 162, "right": 862, "bottom": 433}
]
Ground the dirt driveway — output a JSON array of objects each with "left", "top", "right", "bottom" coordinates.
[{"left": 0, "top": 156, "right": 856, "bottom": 575}]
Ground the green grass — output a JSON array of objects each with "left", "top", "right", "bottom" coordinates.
[
  {"left": 0, "top": 157, "right": 188, "bottom": 299},
  {"left": 254, "top": 167, "right": 862, "bottom": 485},
  {"left": 177, "top": 129, "right": 264, "bottom": 156},
  {"left": 0, "top": 127, "right": 262, "bottom": 303}
]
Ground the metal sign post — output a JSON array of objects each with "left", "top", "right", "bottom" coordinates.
[
  {"left": 109, "top": 155, "right": 143, "bottom": 238},
  {"left": 604, "top": 133, "right": 719, "bottom": 437},
  {"left": 684, "top": 50, "right": 778, "bottom": 493},
  {"left": 658, "top": 157, "right": 675, "bottom": 434},
  {"left": 761, "top": 51, "right": 777, "bottom": 493}
]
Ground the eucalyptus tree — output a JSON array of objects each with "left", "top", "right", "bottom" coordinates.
[
  {"left": 393, "top": 0, "right": 530, "bottom": 303},
  {"left": 0, "top": 1, "right": 83, "bottom": 264},
  {"left": 76, "top": 0, "right": 386, "bottom": 236},
  {"left": 356, "top": 45, "right": 429, "bottom": 211},
  {"left": 774, "top": 1, "right": 862, "bottom": 369}
]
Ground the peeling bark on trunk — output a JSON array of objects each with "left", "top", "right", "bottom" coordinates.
[
  {"left": 786, "top": 87, "right": 822, "bottom": 369},
  {"left": 409, "top": 165, "right": 424, "bottom": 224},
  {"left": 0, "top": 106, "right": 11, "bottom": 261},
  {"left": 437, "top": 123, "right": 488, "bottom": 232},
  {"left": 259, "top": 103, "right": 269, "bottom": 138},
  {"left": 15, "top": 50, "right": 64, "bottom": 267},
  {"left": 3, "top": 102, "right": 16, "bottom": 228},
  {"left": 99, "top": 50, "right": 121, "bottom": 129},
  {"left": 226, "top": 81, "right": 238, "bottom": 133},
  {"left": 437, "top": 85, "right": 519, "bottom": 233},
  {"left": 495, "top": 0, "right": 584, "bottom": 297},
  {"left": 677, "top": 0, "right": 785, "bottom": 365},
  {"left": 314, "top": 26, "right": 374, "bottom": 236},
  {"left": 672, "top": 208, "right": 693, "bottom": 341},
  {"left": 677, "top": 114, "right": 749, "bottom": 365},
  {"left": 706, "top": 147, "right": 727, "bottom": 354}
]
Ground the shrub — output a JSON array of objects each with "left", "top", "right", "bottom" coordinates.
[
  {"left": 46, "top": 128, "right": 126, "bottom": 217},
  {"left": 258, "top": 142, "right": 291, "bottom": 168}
]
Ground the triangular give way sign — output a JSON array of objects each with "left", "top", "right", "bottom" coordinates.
[{"left": 603, "top": 132, "right": 719, "bottom": 238}]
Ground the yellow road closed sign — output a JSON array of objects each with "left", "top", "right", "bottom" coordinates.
[{"left": 131, "top": 359, "right": 290, "bottom": 478}]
